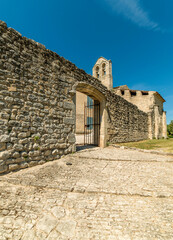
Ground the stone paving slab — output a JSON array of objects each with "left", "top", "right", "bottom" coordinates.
[
  {"left": 76, "top": 146, "right": 173, "bottom": 162},
  {"left": 0, "top": 146, "right": 173, "bottom": 239}
]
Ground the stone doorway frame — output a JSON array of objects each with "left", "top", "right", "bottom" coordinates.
[{"left": 72, "top": 82, "right": 107, "bottom": 148}]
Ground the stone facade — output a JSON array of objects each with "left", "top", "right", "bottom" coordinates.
[
  {"left": 114, "top": 85, "right": 167, "bottom": 139},
  {"left": 0, "top": 20, "right": 149, "bottom": 174},
  {"left": 76, "top": 57, "right": 167, "bottom": 144},
  {"left": 75, "top": 91, "right": 87, "bottom": 134}
]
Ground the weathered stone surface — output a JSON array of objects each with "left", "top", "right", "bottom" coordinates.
[
  {"left": 18, "top": 133, "right": 27, "bottom": 139},
  {"left": 7, "top": 143, "right": 12, "bottom": 150},
  {"left": 45, "top": 139, "right": 57, "bottom": 144},
  {"left": 63, "top": 101, "right": 74, "bottom": 110},
  {"left": 36, "top": 215, "right": 57, "bottom": 234},
  {"left": 20, "top": 162, "right": 28, "bottom": 169},
  {"left": 0, "top": 151, "right": 10, "bottom": 160},
  {"left": 21, "top": 152, "right": 28, "bottom": 158},
  {"left": 19, "top": 138, "right": 28, "bottom": 144},
  {"left": 9, "top": 164, "right": 19, "bottom": 171},
  {"left": 56, "top": 220, "right": 76, "bottom": 238},
  {"left": 45, "top": 150, "right": 51, "bottom": 156},
  {"left": 51, "top": 206, "right": 66, "bottom": 219},
  {"left": 13, "top": 152, "right": 20, "bottom": 158},
  {"left": 29, "top": 161, "right": 38, "bottom": 167},
  {"left": 32, "top": 143, "right": 38, "bottom": 149},
  {"left": 0, "top": 147, "right": 172, "bottom": 239},
  {"left": 63, "top": 128, "right": 71, "bottom": 133},
  {"left": 13, "top": 144, "right": 23, "bottom": 151},
  {"left": 0, "top": 134, "right": 10, "bottom": 143},
  {"left": 56, "top": 143, "right": 67, "bottom": 149},
  {"left": 52, "top": 149, "right": 59, "bottom": 156},
  {"left": 0, "top": 163, "right": 8, "bottom": 173},
  {"left": 68, "top": 133, "right": 76, "bottom": 143},
  {"left": 64, "top": 118, "right": 75, "bottom": 125},
  {"left": 0, "top": 143, "right": 6, "bottom": 151}
]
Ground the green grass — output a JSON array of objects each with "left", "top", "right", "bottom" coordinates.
[{"left": 118, "top": 138, "right": 173, "bottom": 153}]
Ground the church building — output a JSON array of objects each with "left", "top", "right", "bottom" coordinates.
[{"left": 76, "top": 57, "right": 167, "bottom": 143}]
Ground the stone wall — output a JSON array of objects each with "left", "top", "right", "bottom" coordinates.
[
  {"left": 106, "top": 93, "right": 148, "bottom": 143},
  {"left": 0, "top": 20, "right": 148, "bottom": 174},
  {"left": 114, "top": 87, "right": 167, "bottom": 140},
  {"left": 0, "top": 21, "right": 77, "bottom": 174}
]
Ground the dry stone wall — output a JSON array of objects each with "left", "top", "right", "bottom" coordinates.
[
  {"left": 0, "top": 20, "right": 148, "bottom": 174},
  {"left": 106, "top": 94, "right": 148, "bottom": 143}
]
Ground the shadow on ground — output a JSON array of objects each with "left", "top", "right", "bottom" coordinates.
[{"left": 76, "top": 145, "right": 98, "bottom": 152}]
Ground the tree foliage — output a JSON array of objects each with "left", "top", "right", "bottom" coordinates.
[{"left": 167, "top": 120, "right": 173, "bottom": 137}]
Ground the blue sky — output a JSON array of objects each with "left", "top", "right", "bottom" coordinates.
[{"left": 0, "top": 0, "right": 173, "bottom": 123}]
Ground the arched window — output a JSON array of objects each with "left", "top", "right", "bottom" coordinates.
[
  {"left": 102, "top": 63, "right": 106, "bottom": 76},
  {"left": 96, "top": 66, "right": 99, "bottom": 78}
]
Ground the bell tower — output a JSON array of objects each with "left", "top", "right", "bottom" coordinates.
[{"left": 92, "top": 57, "right": 113, "bottom": 90}]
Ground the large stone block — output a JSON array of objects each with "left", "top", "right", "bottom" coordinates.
[
  {"left": 68, "top": 133, "right": 76, "bottom": 144},
  {"left": 0, "top": 134, "right": 10, "bottom": 143},
  {"left": 64, "top": 118, "right": 75, "bottom": 125},
  {"left": 55, "top": 143, "right": 67, "bottom": 149},
  {"left": 9, "top": 164, "right": 19, "bottom": 171},
  {"left": 0, "top": 150, "right": 10, "bottom": 160},
  {"left": 14, "top": 144, "right": 24, "bottom": 151},
  {"left": 18, "top": 132, "right": 27, "bottom": 139},
  {"left": 63, "top": 101, "right": 74, "bottom": 110},
  {"left": 20, "top": 162, "right": 28, "bottom": 169},
  {"left": 13, "top": 152, "right": 20, "bottom": 158},
  {"left": 0, "top": 143, "right": 6, "bottom": 151},
  {"left": 44, "top": 150, "right": 51, "bottom": 156},
  {"left": 0, "top": 164, "right": 8, "bottom": 173}
]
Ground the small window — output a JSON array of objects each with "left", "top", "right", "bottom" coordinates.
[
  {"left": 121, "top": 90, "right": 124, "bottom": 95},
  {"left": 96, "top": 66, "right": 99, "bottom": 78},
  {"left": 102, "top": 63, "right": 106, "bottom": 76},
  {"left": 130, "top": 91, "right": 136, "bottom": 97},
  {"left": 142, "top": 91, "right": 149, "bottom": 96}
]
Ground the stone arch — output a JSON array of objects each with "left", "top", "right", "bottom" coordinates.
[{"left": 73, "top": 82, "right": 107, "bottom": 148}]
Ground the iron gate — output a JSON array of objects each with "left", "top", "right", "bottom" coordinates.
[{"left": 84, "top": 102, "right": 100, "bottom": 146}]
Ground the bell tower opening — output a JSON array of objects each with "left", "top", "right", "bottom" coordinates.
[
  {"left": 102, "top": 63, "right": 106, "bottom": 76},
  {"left": 96, "top": 66, "right": 100, "bottom": 79}
]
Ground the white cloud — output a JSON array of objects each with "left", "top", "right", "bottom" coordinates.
[{"left": 104, "top": 0, "right": 159, "bottom": 30}]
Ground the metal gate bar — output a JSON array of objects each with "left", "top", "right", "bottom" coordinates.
[{"left": 84, "top": 101, "right": 100, "bottom": 146}]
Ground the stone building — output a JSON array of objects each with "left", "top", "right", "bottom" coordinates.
[
  {"left": 114, "top": 85, "right": 167, "bottom": 139},
  {"left": 76, "top": 57, "right": 167, "bottom": 142},
  {"left": 0, "top": 20, "right": 166, "bottom": 174}
]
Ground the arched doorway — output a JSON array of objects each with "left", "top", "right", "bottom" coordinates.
[{"left": 73, "top": 82, "right": 107, "bottom": 148}]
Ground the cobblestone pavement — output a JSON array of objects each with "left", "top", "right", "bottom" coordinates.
[{"left": 0, "top": 146, "right": 173, "bottom": 240}]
